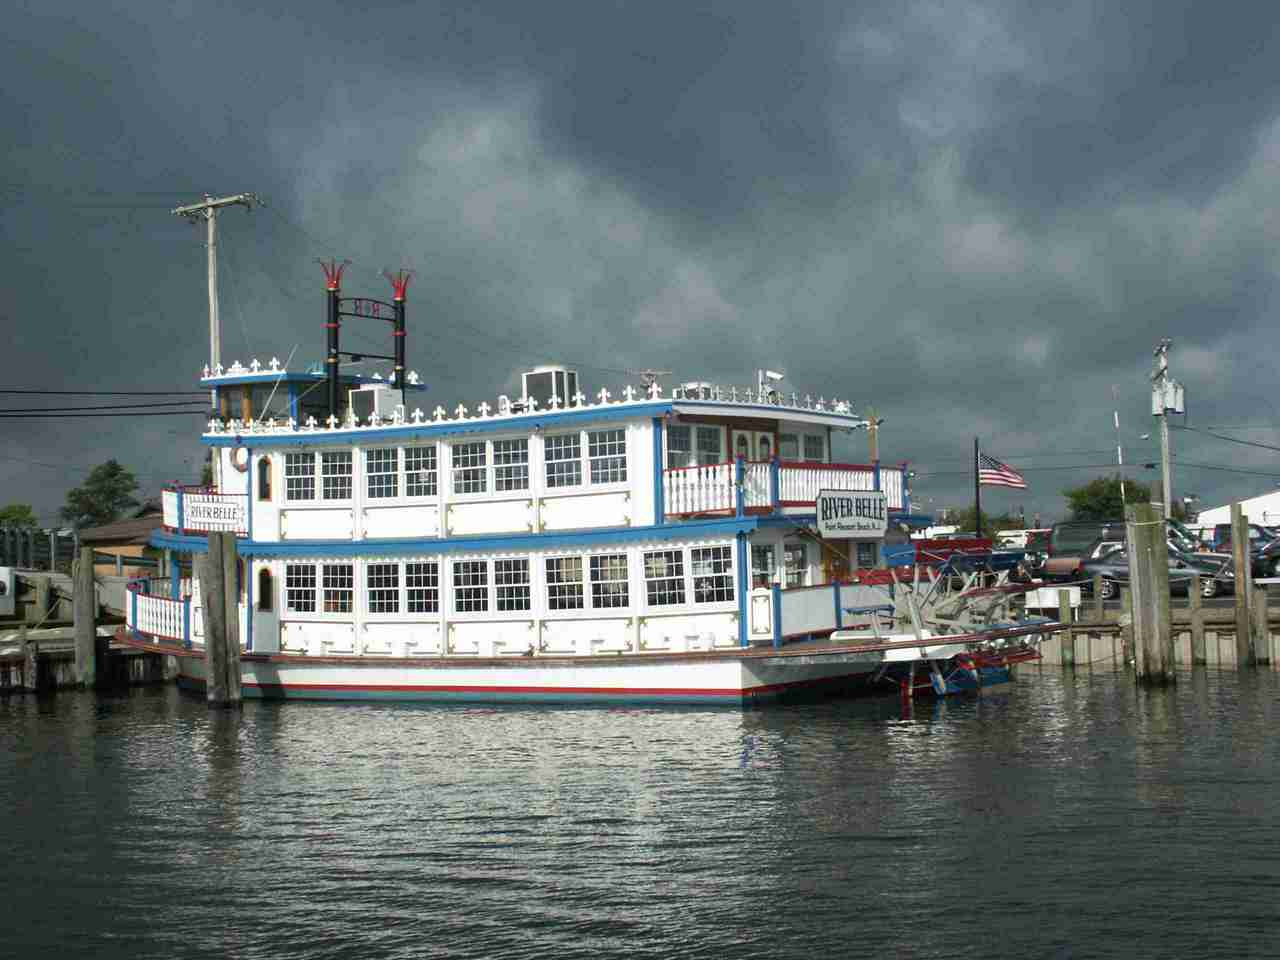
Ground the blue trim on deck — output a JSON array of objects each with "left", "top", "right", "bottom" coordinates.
[
  {"left": 150, "top": 515, "right": 761, "bottom": 558},
  {"left": 770, "top": 583, "right": 782, "bottom": 649},
  {"left": 203, "top": 402, "right": 674, "bottom": 448},
  {"left": 736, "top": 532, "right": 749, "bottom": 647},
  {"left": 652, "top": 417, "right": 665, "bottom": 525}
]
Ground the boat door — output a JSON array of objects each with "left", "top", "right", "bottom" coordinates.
[{"left": 731, "top": 430, "right": 775, "bottom": 462}]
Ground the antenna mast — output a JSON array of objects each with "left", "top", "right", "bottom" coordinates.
[{"left": 172, "top": 192, "right": 258, "bottom": 379}]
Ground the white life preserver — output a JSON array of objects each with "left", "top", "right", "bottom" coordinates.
[{"left": 231, "top": 446, "right": 250, "bottom": 473}]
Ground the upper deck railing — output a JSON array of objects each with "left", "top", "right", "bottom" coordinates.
[
  {"left": 663, "top": 459, "right": 904, "bottom": 518},
  {"left": 162, "top": 486, "right": 249, "bottom": 537}
]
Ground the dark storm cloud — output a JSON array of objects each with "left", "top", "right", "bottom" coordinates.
[{"left": 3, "top": 0, "right": 1280, "bottom": 525}]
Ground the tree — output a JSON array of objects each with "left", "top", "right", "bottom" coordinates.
[
  {"left": 1063, "top": 474, "right": 1151, "bottom": 521},
  {"left": 61, "top": 460, "right": 140, "bottom": 529},
  {"left": 943, "top": 506, "right": 1023, "bottom": 536},
  {"left": 0, "top": 503, "right": 38, "bottom": 527}
]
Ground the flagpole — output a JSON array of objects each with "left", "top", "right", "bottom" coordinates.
[{"left": 974, "top": 437, "right": 982, "bottom": 538}]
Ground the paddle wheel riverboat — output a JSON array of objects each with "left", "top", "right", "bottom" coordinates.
[{"left": 119, "top": 267, "right": 1060, "bottom": 704}]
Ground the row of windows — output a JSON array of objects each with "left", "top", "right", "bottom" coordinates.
[
  {"left": 279, "top": 546, "right": 735, "bottom": 616},
  {"left": 666, "top": 426, "right": 827, "bottom": 468},
  {"left": 277, "top": 429, "right": 627, "bottom": 502}
]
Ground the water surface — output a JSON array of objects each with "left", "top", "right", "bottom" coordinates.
[{"left": 4, "top": 668, "right": 1279, "bottom": 958}]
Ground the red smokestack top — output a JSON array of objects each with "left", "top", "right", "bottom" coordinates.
[
  {"left": 384, "top": 268, "right": 413, "bottom": 301},
  {"left": 319, "top": 258, "right": 349, "bottom": 291}
]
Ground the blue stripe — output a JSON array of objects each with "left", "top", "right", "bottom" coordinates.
[
  {"left": 203, "top": 402, "right": 674, "bottom": 448},
  {"left": 150, "top": 515, "right": 761, "bottom": 557},
  {"left": 652, "top": 417, "right": 665, "bottom": 525},
  {"left": 736, "top": 531, "right": 749, "bottom": 647}
]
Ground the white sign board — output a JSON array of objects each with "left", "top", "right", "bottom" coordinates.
[
  {"left": 816, "top": 489, "right": 888, "bottom": 539},
  {"left": 185, "top": 498, "right": 246, "bottom": 532}
]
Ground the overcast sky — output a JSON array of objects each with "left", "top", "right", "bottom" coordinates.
[{"left": 4, "top": 0, "right": 1280, "bottom": 527}]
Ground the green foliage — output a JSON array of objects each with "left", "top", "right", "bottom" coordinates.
[
  {"left": 0, "top": 503, "right": 38, "bottom": 527},
  {"left": 1063, "top": 474, "right": 1151, "bottom": 521},
  {"left": 61, "top": 459, "right": 140, "bottom": 529},
  {"left": 942, "top": 506, "right": 1022, "bottom": 536}
]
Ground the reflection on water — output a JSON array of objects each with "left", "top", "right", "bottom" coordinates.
[{"left": 4, "top": 669, "right": 1280, "bottom": 959}]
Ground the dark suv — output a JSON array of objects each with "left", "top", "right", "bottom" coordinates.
[{"left": 1044, "top": 520, "right": 1126, "bottom": 580}]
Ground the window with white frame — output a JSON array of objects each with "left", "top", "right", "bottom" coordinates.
[
  {"left": 804, "top": 435, "right": 825, "bottom": 461},
  {"left": 590, "top": 553, "right": 629, "bottom": 608},
  {"left": 322, "top": 563, "right": 354, "bottom": 612},
  {"left": 406, "top": 561, "right": 439, "bottom": 613},
  {"left": 588, "top": 429, "right": 627, "bottom": 483},
  {"left": 692, "top": 546, "right": 734, "bottom": 603},
  {"left": 751, "top": 544, "right": 775, "bottom": 588},
  {"left": 666, "top": 425, "right": 692, "bottom": 468},
  {"left": 321, "top": 452, "right": 353, "bottom": 500},
  {"left": 546, "top": 557, "right": 584, "bottom": 610},
  {"left": 367, "top": 562, "right": 399, "bottom": 613},
  {"left": 453, "top": 560, "right": 488, "bottom": 612},
  {"left": 284, "top": 453, "right": 315, "bottom": 501},
  {"left": 285, "top": 563, "right": 316, "bottom": 612},
  {"left": 644, "top": 550, "right": 685, "bottom": 606},
  {"left": 779, "top": 434, "right": 799, "bottom": 461},
  {"left": 495, "top": 558, "right": 531, "bottom": 611},
  {"left": 544, "top": 433, "right": 582, "bottom": 487},
  {"left": 784, "top": 542, "right": 807, "bottom": 588},
  {"left": 405, "top": 446, "right": 438, "bottom": 497},
  {"left": 366, "top": 448, "right": 398, "bottom": 499},
  {"left": 493, "top": 439, "right": 529, "bottom": 492},
  {"left": 452, "top": 442, "right": 487, "bottom": 494},
  {"left": 856, "top": 541, "right": 877, "bottom": 569},
  {"left": 696, "top": 427, "right": 722, "bottom": 465}
]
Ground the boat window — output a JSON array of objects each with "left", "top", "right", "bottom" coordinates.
[
  {"left": 666, "top": 425, "right": 692, "bottom": 468},
  {"left": 545, "top": 433, "right": 583, "bottom": 487},
  {"left": 779, "top": 434, "right": 799, "bottom": 460},
  {"left": 406, "top": 561, "right": 439, "bottom": 613},
  {"left": 735, "top": 434, "right": 750, "bottom": 459},
  {"left": 644, "top": 550, "right": 686, "bottom": 606},
  {"left": 590, "top": 554, "right": 629, "bottom": 608},
  {"left": 452, "top": 442, "right": 488, "bottom": 494},
  {"left": 366, "top": 448, "right": 399, "bottom": 499},
  {"left": 804, "top": 435, "right": 824, "bottom": 461},
  {"left": 285, "top": 563, "right": 316, "bottom": 613},
  {"left": 405, "top": 446, "right": 438, "bottom": 497},
  {"left": 494, "top": 439, "right": 530, "bottom": 492},
  {"left": 284, "top": 453, "right": 315, "bottom": 501},
  {"left": 322, "top": 563, "right": 354, "bottom": 612},
  {"left": 367, "top": 563, "right": 399, "bottom": 613},
  {"left": 257, "top": 568, "right": 273, "bottom": 611},
  {"left": 691, "top": 546, "right": 734, "bottom": 603},
  {"left": 751, "top": 545, "right": 775, "bottom": 588},
  {"left": 856, "top": 541, "right": 877, "bottom": 569},
  {"left": 784, "top": 542, "right": 807, "bottom": 588},
  {"left": 257, "top": 457, "right": 272, "bottom": 501},
  {"left": 495, "top": 558, "right": 531, "bottom": 611},
  {"left": 588, "top": 429, "right": 627, "bottom": 484},
  {"left": 321, "top": 452, "right": 353, "bottom": 500},
  {"left": 546, "top": 557, "right": 584, "bottom": 610},
  {"left": 695, "top": 427, "right": 722, "bottom": 466},
  {"left": 453, "top": 560, "right": 489, "bottom": 612},
  {"left": 758, "top": 435, "right": 773, "bottom": 462}
]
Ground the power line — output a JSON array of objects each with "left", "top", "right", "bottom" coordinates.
[
  {"left": 0, "top": 401, "right": 209, "bottom": 413},
  {"left": 1172, "top": 424, "right": 1280, "bottom": 454},
  {"left": 0, "top": 410, "right": 208, "bottom": 419},
  {"left": 0, "top": 389, "right": 206, "bottom": 396}
]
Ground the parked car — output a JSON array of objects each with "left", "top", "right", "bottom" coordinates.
[
  {"left": 1209, "top": 522, "right": 1275, "bottom": 554},
  {"left": 1044, "top": 520, "right": 1126, "bottom": 581},
  {"left": 1080, "top": 546, "right": 1229, "bottom": 600}
]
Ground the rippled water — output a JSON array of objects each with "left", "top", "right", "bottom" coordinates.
[{"left": 4, "top": 668, "right": 1280, "bottom": 959}]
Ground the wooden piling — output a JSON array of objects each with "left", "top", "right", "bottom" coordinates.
[
  {"left": 1231, "top": 503, "right": 1255, "bottom": 667},
  {"left": 1126, "top": 502, "right": 1174, "bottom": 685},
  {"left": 219, "top": 531, "right": 242, "bottom": 705},
  {"left": 198, "top": 534, "right": 230, "bottom": 707},
  {"left": 1251, "top": 586, "right": 1269, "bottom": 665},
  {"left": 1092, "top": 574, "right": 1104, "bottom": 622},
  {"left": 1058, "top": 589, "right": 1074, "bottom": 667},
  {"left": 1188, "top": 575, "right": 1206, "bottom": 665},
  {"left": 73, "top": 547, "right": 97, "bottom": 687}
]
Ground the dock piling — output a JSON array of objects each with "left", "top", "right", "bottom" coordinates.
[
  {"left": 198, "top": 532, "right": 241, "bottom": 708},
  {"left": 220, "top": 531, "right": 242, "bottom": 705},
  {"left": 1189, "top": 575, "right": 1206, "bottom": 665},
  {"left": 1126, "top": 502, "right": 1174, "bottom": 685},
  {"left": 73, "top": 547, "right": 99, "bottom": 688},
  {"left": 1058, "top": 589, "right": 1074, "bottom": 668},
  {"left": 1231, "top": 504, "right": 1255, "bottom": 667}
]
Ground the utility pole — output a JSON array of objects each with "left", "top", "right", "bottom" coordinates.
[
  {"left": 172, "top": 193, "right": 258, "bottom": 376},
  {"left": 1150, "top": 339, "right": 1184, "bottom": 520}
]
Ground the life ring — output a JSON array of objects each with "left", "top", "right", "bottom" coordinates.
[{"left": 231, "top": 446, "right": 250, "bottom": 472}]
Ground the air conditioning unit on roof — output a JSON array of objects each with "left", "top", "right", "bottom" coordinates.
[{"left": 349, "top": 383, "right": 402, "bottom": 422}]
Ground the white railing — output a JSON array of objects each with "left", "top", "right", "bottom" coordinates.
[
  {"left": 664, "top": 463, "right": 734, "bottom": 515},
  {"left": 127, "top": 583, "right": 187, "bottom": 643},
  {"left": 777, "top": 463, "right": 903, "bottom": 510},
  {"left": 743, "top": 461, "right": 771, "bottom": 509}
]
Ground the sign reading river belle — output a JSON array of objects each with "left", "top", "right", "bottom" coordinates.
[{"left": 816, "top": 489, "right": 888, "bottom": 539}]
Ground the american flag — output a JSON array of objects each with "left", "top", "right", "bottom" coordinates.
[{"left": 978, "top": 452, "right": 1027, "bottom": 489}]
